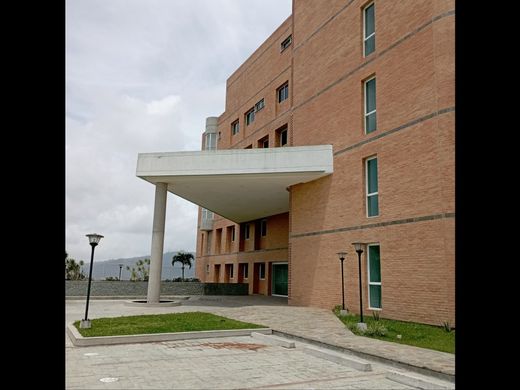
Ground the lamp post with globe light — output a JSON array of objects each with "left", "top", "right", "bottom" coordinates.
[{"left": 80, "top": 233, "right": 104, "bottom": 329}]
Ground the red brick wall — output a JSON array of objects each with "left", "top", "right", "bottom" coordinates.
[
  {"left": 288, "top": 0, "right": 455, "bottom": 325},
  {"left": 196, "top": 0, "right": 454, "bottom": 326}
]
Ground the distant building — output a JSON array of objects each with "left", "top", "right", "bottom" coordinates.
[{"left": 137, "top": 0, "right": 454, "bottom": 326}]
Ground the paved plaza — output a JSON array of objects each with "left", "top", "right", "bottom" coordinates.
[{"left": 66, "top": 297, "right": 455, "bottom": 389}]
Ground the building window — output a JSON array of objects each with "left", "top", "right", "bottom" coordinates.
[
  {"left": 206, "top": 264, "right": 210, "bottom": 274},
  {"left": 364, "top": 77, "right": 376, "bottom": 133},
  {"left": 202, "top": 208, "right": 214, "bottom": 221},
  {"left": 363, "top": 3, "right": 375, "bottom": 57},
  {"left": 255, "top": 98, "right": 264, "bottom": 112},
  {"left": 277, "top": 82, "right": 289, "bottom": 103},
  {"left": 231, "top": 120, "right": 239, "bottom": 135},
  {"left": 231, "top": 226, "right": 235, "bottom": 241},
  {"left": 281, "top": 35, "right": 292, "bottom": 51},
  {"left": 276, "top": 126, "right": 288, "bottom": 147},
  {"left": 367, "top": 244, "right": 382, "bottom": 309},
  {"left": 259, "top": 263, "right": 265, "bottom": 280},
  {"left": 258, "top": 135, "right": 269, "bottom": 148},
  {"left": 261, "top": 219, "right": 267, "bottom": 236},
  {"left": 205, "top": 132, "right": 216, "bottom": 150},
  {"left": 245, "top": 108, "right": 255, "bottom": 125},
  {"left": 280, "top": 128, "right": 287, "bottom": 146},
  {"left": 230, "top": 264, "right": 234, "bottom": 279},
  {"left": 366, "top": 156, "right": 379, "bottom": 217},
  {"left": 245, "top": 223, "right": 250, "bottom": 240},
  {"left": 243, "top": 263, "right": 249, "bottom": 279}
]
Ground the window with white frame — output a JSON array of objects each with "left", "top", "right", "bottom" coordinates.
[
  {"left": 243, "top": 263, "right": 248, "bottom": 279},
  {"left": 245, "top": 108, "right": 255, "bottom": 125},
  {"left": 366, "top": 156, "right": 379, "bottom": 217},
  {"left": 364, "top": 77, "right": 376, "bottom": 133},
  {"left": 206, "top": 264, "right": 210, "bottom": 274},
  {"left": 231, "top": 120, "right": 239, "bottom": 135},
  {"left": 363, "top": 3, "right": 375, "bottom": 56},
  {"left": 259, "top": 263, "right": 265, "bottom": 279},
  {"left": 231, "top": 226, "right": 235, "bottom": 241},
  {"left": 277, "top": 82, "right": 289, "bottom": 103},
  {"left": 367, "top": 244, "right": 382, "bottom": 309},
  {"left": 230, "top": 264, "right": 234, "bottom": 279}
]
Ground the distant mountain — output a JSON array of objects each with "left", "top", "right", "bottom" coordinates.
[{"left": 82, "top": 251, "right": 196, "bottom": 281}]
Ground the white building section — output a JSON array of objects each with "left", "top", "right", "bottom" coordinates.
[{"left": 136, "top": 145, "right": 334, "bottom": 223}]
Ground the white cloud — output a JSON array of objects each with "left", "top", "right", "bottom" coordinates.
[
  {"left": 66, "top": 0, "right": 292, "bottom": 262},
  {"left": 146, "top": 95, "right": 181, "bottom": 115}
]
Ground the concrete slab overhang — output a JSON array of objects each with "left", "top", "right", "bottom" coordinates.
[{"left": 136, "top": 145, "right": 333, "bottom": 223}]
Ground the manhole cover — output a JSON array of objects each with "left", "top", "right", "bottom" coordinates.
[{"left": 99, "top": 377, "right": 119, "bottom": 383}]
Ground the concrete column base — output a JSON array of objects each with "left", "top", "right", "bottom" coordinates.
[
  {"left": 356, "top": 322, "right": 368, "bottom": 332},
  {"left": 80, "top": 320, "right": 91, "bottom": 329},
  {"left": 339, "top": 309, "right": 348, "bottom": 316}
]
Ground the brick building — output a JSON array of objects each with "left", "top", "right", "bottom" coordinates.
[{"left": 137, "top": 0, "right": 454, "bottom": 326}]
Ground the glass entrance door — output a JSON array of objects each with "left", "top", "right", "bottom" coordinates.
[{"left": 272, "top": 263, "right": 288, "bottom": 296}]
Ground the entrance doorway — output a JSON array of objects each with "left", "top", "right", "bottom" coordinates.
[{"left": 271, "top": 262, "right": 288, "bottom": 297}]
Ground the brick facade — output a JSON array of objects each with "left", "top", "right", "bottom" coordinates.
[{"left": 195, "top": 0, "right": 454, "bottom": 326}]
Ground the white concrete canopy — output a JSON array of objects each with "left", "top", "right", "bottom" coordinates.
[{"left": 136, "top": 145, "right": 333, "bottom": 223}]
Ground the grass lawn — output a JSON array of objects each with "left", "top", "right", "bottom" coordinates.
[
  {"left": 334, "top": 308, "right": 455, "bottom": 354},
  {"left": 74, "top": 312, "right": 265, "bottom": 337}
]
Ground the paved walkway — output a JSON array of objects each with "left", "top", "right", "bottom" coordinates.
[{"left": 66, "top": 296, "right": 454, "bottom": 381}]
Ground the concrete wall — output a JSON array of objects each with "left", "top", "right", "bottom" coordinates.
[{"left": 66, "top": 281, "right": 249, "bottom": 296}]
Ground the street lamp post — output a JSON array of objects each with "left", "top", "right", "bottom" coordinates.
[
  {"left": 118, "top": 264, "right": 123, "bottom": 281},
  {"left": 336, "top": 252, "right": 348, "bottom": 315},
  {"left": 80, "top": 233, "right": 104, "bottom": 329},
  {"left": 352, "top": 242, "right": 367, "bottom": 331}
]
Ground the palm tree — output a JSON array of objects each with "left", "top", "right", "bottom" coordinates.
[{"left": 172, "top": 251, "right": 194, "bottom": 281}]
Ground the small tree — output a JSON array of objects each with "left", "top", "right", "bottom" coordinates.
[
  {"left": 65, "top": 257, "right": 86, "bottom": 280},
  {"left": 172, "top": 251, "right": 194, "bottom": 281},
  {"left": 126, "top": 258, "right": 150, "bottom": 281}
]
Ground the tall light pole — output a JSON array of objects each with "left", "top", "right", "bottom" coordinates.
[
  {"left": 336, "top": 252, "right": 347, "bottom": 315},
  {"left": 118, "top": 264, "right": 123, "bottom": 281},
  {"left": 352, "top": 242, "right": 367, "bottom": 331},
  {"left": 80, "top": 233, "right": 104, "bottom": 329}
]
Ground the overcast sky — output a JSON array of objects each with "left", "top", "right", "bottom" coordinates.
[{"left": 66, "top": 0, "right": 292, "bottom": 262}]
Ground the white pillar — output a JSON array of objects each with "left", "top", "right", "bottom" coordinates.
[{"left": 147, "top": 182, "right": 168, "bottom": 303}]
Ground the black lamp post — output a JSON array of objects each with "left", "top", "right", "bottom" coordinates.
[
  {"left": 80, "top": 233, "right": 104, "bottom": 329},
  {"left": 352, "top": 242, "right": 367, "bottom": 330},
  {"left": 336, "top": 252, "right": 347, "bottom": 314},
  {"left": 118, "top": 264, "right": 123, "bottom": 281}
]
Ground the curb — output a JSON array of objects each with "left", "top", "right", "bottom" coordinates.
[
  {"left": 272, "top": 330, "right": 455, "bottom": 384},
  {"left": 67, "top": 322, "right": 272, "bottom": 347}
]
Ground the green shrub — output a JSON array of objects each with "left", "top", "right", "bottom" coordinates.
[
  {"left": 442, "top": 321, "right": 452, "bottom": 332},
  {"left": 364, "top": 322, "right": 388, "bottom": 336},
  {"left": 372, "top": 311, "right": 380, "bottom": 321}
]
